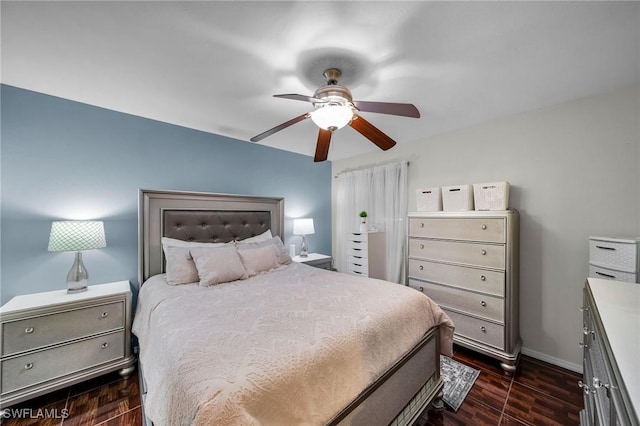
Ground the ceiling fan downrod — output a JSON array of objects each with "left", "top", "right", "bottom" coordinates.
[{"left": 323, "top": 68, "right": 342, "bottom": 85}]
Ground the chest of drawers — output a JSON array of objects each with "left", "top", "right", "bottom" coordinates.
[
  {"left": 580, "top": 278, "right": 639, "bottom": 426},
  {"left": 346, "top": 231, "right": 387, "bottom": 280},
  {"left": 407, "top": 211, "right": 520, "bottom": 374},
  {"left": 0, "top": 281, "right": 136, "bottom": 408},
  {"left": 588, "top": 236, "right": 640, "bottom": 283}
]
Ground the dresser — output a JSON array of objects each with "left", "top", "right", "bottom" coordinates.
[
  {"left": 0, "top": 281, "right": 136, "bottom": 408},
  {"left": 407, "top": 211, "right": 520, "bottom": 374},
  {"left": 580, "top": 278, "right": 639, "bottom": 426},
  {"left": 346, "top": 231, "right": 387, "bottom": 279},
  {"left": 588, "top": 236, "right": 640, "bottom": 283}
]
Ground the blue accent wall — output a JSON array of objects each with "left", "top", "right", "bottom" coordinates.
[{"left": 0, "top": 85, "right": 332, "bottom": 304}]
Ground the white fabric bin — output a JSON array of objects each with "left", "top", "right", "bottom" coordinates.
[
  {"left": 442, "top": 185, "right": 474, "bottom": 211},
  {"left": 473, "top": 182, "right": 510, "bottom": 211},
  {"left": 416, "top": 187, "right": 442, "bottom": 212}
]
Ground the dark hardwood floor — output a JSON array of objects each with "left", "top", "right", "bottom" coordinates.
[{"left": 1, "top": 345, "right": 583, "bottom": 426}]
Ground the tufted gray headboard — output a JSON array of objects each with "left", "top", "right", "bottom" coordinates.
[{"left": 138, "top": 189, "right": 284, "bottom": 285}]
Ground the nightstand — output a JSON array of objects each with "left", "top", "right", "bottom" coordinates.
[
  {"left": 292, "top": 253, "right": 333, "bottom": 270},
  {"left": 0, "top": 281, "right": 136, "bottom": 409}
]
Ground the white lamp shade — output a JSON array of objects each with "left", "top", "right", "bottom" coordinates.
[
  {"left": 48, "top": 221, "right": 107, "bottom": 252},
  {"left": 311, "top": 104, "right": 353, "bottom": 130},
  {"left": 293, "top": 218, "right": 315, "bottom": 235}
]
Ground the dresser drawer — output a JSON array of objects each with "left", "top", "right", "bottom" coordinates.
[
  {"left": 348, "top": 262, "right": 369, "bottom": 275},
  {"left": 445, "top": 309, "right": 504, "bottom": 350},
  {"left": 2, "top": 301, "right": 124, "bottom": 356},
  {"left": 409, "top": 280, "right": 504, "bottom": 322},
  {"left": 1, "top": 331, "right": 124, "bottom": 394},
  {"left": 409, "top": 217, "right": 505, "bottom": 243},
  {"left": 589, "top": 238, "right": 639, "bottom": 273},
  {"left": 589, "top": 264, "right": 638, "bottom": 283},
  {"left": 347, "top": 247, "right": 368, "bottom": 258},
  {"left": 409, "top": 238, "right": 505, "bottom": 270},
  {"left": 407, "top": 259, "right": 505, "bottom": 296}
]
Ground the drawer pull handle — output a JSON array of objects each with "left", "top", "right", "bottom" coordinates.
[
  {"left": 481, "top": 250, "right": 487, "bottom": 255},
  {"left": 420, "top": 223, "right": 424, "bottom": 228},
  {"left": 101, "top": 312, "right": 109, "bottom": 318},
  {"left": 419, "top": 244, "right": 424, "bottom": 249},
  {"left": 24, "top": 363, "right": 33, "bottom": 370},
  {"left": 595, "top": 271, "right": 616, "bottom": 279},
  {"left": 419, "top": 265, "right": 424, "bottom": 270},
  {"left": 419, "top": 287, "right": 424, "bottom": 292},
  {"left": 480, "top": 326, "right": 486, "bottom": 332},
  {"left": 481, "top": 301, "right": 487, "bottom": 307},
  {"left": 481, "top": 224, "right": 487, "bottom": 230},
  {"left": 24, "top": 327, "right": 34, "bottom": 334},
  {"left": 595, "top": 245, "right": 616, "bottom": 251},
  {"left": 101, "top": 342, "right": 109, "bottom": 349},
  {"left": 480, "top": 275, "right": 486, "bottom": 281}
]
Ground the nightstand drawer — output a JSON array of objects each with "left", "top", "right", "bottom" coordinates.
[
  {"left": 407, "top": 260, "right": 505, "bottom": 296},
  {"left": 2, "top": 301, "right": 124, "bottom": 356},
  {"left": 445, "top": 309, "right": 504, "bottom": 350},
  {"left": 1, "top": 331, "right": 124, "bottom": 394},
  {"left": 411, "top": 280, "right": 504, "bottom": 322},
  {"left": 409, "top": 239, "right": 505, "bottom": 269},
  {"left": 409, "top": 217, "right": 505, "bottom": 243}
]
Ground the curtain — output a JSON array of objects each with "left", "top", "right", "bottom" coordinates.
[{"left": 335, "top": 161, "right": 408, "bottom": 283}]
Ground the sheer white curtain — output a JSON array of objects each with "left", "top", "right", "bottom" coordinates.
[{"left": 335, "top": 161, "right": 408, "bottom": 283}]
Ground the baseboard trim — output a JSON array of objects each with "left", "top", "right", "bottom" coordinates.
[{"left": 521, "top": 347, "right": 582, "bottom": 374}]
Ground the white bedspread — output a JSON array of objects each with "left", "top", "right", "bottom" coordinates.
[{"left": 132, "top": 262, "right": 453, "bottom": 426}]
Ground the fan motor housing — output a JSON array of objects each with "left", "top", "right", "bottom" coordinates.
[{"left": 312, "top": 85, "right": 353, "bottom": 109}]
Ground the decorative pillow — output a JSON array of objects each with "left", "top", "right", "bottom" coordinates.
[
  {"left": 238, "top": 229, "right": 273, "bottom": 243},
  {"left": 164, "top": 246, "right": 199, "bottom": 285},
  {"left": 190, "top": 246, "right": 248, "bottom": 287},
  {"left": 238, "top": 245, "right": 279, "bottom": 277},
  {"left": 236, "top": 236, "right": 292, "bottom": 265}
]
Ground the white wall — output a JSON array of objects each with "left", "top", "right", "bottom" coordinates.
[{"left": 331, "top": 84, "right": 640, "bottom": 371}]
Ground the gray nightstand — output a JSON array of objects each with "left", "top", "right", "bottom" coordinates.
[
  {"left": 0, "top": 281, "right": 136, "bottom": 409},
  {"left": 292, "top": 253, "right": 333, "bottom": 270}
]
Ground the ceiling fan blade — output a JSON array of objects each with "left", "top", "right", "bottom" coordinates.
[
  {"left": 349, "top": 114, "right": 397, "bottom": 151},
  {"left": 314, "top": 129, "right": 332, "bottom": 162},
  {"left": 250, "top": 113, "right": 310, "bottom": 142},
  {"left": 352, "top": 100, "right": 420, "bottom": 118},
  {"left": 274, "top": 94, "right": 327, "bottom": 103}
]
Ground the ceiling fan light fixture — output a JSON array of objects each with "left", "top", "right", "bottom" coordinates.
[{"left": 311, "top": 104, "right": 353, "bottom": 131}]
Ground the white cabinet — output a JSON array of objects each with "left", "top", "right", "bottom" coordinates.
[
  {"left": 407, "top": 211, "right": 520, "bottom": 374},
  {"left": 588, "top": 236, "right": 640, "bottom": 283},
  {"left": 346, "top": 231, "right": 387, "bottom": 280},
  {"left": 0, "top": 281, "right": 136, "bottom": 408}
]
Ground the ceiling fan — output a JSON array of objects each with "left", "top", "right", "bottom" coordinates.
[{"left": 250, "top": 68, "right": 420, "bottom": 162}]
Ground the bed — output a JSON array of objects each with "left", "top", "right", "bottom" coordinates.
[{"left": 133, "top": 189, "right": 454, "bottom": 426}]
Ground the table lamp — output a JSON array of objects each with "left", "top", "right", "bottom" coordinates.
[
  {"left": 293, "top": 218, "right": 314, "bottom": 257},
  {"left": 48, "top": 220, "right": 107, "bottom": 293}
]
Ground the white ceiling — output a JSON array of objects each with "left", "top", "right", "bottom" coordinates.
[{"left": 2, "top": 1, "right": 639, "bottom": 161}]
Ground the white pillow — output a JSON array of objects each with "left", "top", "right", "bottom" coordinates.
[
  {"left": 190, "top": 246, "right": 248, "bottom": 287},
  {"left": 236, "top": 236, "right": 292, "bottom": 265},
  {"left": 238, "top": 245, "right": 279, "bottom": 277},
  {"left": 162, "top": 236, "right": 227, "bottom": 251},
  {"left": 164, "top": 246, "right": 199, "bottom": 285},
  {"left": 238, "top": 229, "right": 273, "bottom": 243}
]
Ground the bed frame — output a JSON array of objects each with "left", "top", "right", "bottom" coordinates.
[{"left": 137, "top": 188, "right": 443, "bottom": 426}]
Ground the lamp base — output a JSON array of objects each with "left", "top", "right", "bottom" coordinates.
[
  {"left": 300, "top": 235, "right": 309, "bottom": 257},
  {"left": 67, "top": 251, "right": 89, "bottom": 294}
]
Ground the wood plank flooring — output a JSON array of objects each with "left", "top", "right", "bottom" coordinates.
[{"left": 1, "top": 345, "right": 583, "bottom": 425}]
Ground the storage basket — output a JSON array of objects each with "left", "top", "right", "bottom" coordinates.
[
  {"left": 442, "top": 185, "right": 474, "bottom": 211},
  {"left": 473, "top": 182, "right": 510, "bottom": 211},
  {"left": 416, "top": 187, "right": 442, "bottom": 212}
]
